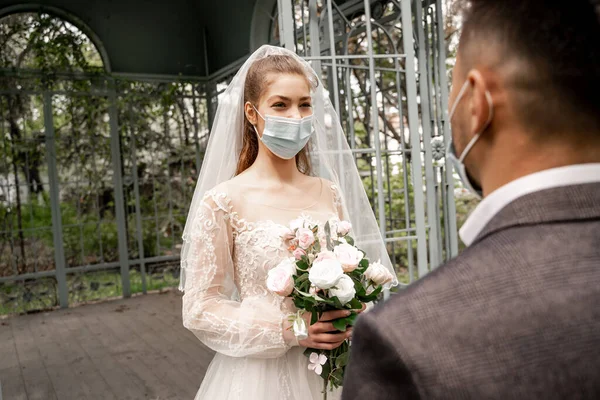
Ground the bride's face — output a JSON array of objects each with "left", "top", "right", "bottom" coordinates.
[{"left": 247, "top": 73, "right": 313, "bottom": 137}]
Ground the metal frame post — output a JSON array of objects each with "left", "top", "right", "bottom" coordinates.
[
  {"left": 414, "top": 0, "right": 441, "bottom": 269},
  {"left": 277, "top": 0, "right": 296, "bottom": 50},
  {"left": 43, "top": 91, "right": 69, "bottom": 308},
  {"left": 363, "top": 0, "right": 391, "bottom": 296},
  {"left": 326, "top": 0, "right": 342, "bottom": 117},
  {"left": 435, "top": 0, "right": 458, "bottom": 258},
  {"left": 308, "top": 0, "right": 322, "bottom": 72},
  {"left": 108, "top": 82, "right": 131, "bottom": 298},
  {"left": 128, "top": 111, "right": 147, "bottom": 294},
  {"left": 401, "top": 0, "right": 429, "bottom": 278}
]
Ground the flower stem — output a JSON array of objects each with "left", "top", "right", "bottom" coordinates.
[{"left": 323, "top": 377, "right": 328, "bottom": 400}]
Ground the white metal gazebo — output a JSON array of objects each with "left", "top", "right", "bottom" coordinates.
[{"left": 0, "top": 0, "right": 458, "bottom": 314}]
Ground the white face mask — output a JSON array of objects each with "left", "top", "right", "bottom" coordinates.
[
  {"left": 446, "top": 78, "right": 494, "bottom": 198},
  {"left": 252, "top": 106, "right": 314, "bottom": 160}
]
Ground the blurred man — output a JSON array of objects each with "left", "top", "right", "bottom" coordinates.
[{"left": 342, "top": 1, "right": 600, "bottom": 399}]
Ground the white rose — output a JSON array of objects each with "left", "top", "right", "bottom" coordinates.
[
  {"left": 309, "top": 258, "right": 344, "bottom": 289},
  {"left": 315, "top": 250, "right": 336, "bottom": 262},
  {"left": 266, "top": 258, "right": 297, "bottom": 296},
  {"left": 329, "top": 274, "right": 356, "bottom": 305},
  {"left": 337, "top": 220, "right": 352, "bottom": 236},
  {"left": 296, "top": 228, "right": 315, "bottom": 249},
  {"left": 364, "top": 260, "right": 396, "bottom": 289},
  {"left": 333, "top": 243, "right": 364, "bottom": 273}
]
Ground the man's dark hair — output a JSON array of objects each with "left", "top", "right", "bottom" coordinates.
[{"left": 459, "top": 0, "right": 600, "bottom": 136}]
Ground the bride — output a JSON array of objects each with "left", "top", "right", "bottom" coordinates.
[{"left": 179, "top": 45, "right": 396, "bottom": 400}]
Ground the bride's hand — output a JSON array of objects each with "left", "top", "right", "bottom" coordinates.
[{"left": 298, "top": 310, "right": 353, "bottom": 350}]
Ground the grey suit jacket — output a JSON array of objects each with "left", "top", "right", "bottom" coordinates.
[{"left": 342, "top": 182, "right": 600, "bottom": 400}]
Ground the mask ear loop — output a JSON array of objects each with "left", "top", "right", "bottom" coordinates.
[
  {"left": 250, "top": 104, "right": 264, "bottom": 137},
  {"left": 448, "top": 79, "right": 471, "bottom": 120},
  {"left": 458, "top": 89, "right": 494, "bottom": 163}
]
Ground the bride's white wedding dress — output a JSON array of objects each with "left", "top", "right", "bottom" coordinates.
[{"left": 182, "top": 178, "right": 343, "bottom": 400}]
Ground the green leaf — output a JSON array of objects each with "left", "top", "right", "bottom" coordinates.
[
  {"left": 332, "top": 318, "right": 348, "bottom": 332},
  {"left": 330, "top": 296, "right": 343, "bottom": 308},
  {"left": 296, "top": 260, "right": 309, "bottom": 271},
  {"left": 345, "top": 312, "right": 358, "bottom": 326},
  {"left": 348, "top": 298, "right": 363, "bottom": 310},
  {"left": 311, "top": 311, "right": 319, "bottom": 325},
  {"left": 344, "top": 235, "right": 355, "bottom": 246},
  {"left": 358, "top": 258, "right": 369, "bottom": 271},
  {"left": 359, "top": 285, "right": 383, "bottom": 302},
  {"left": 293, "top": 298, "right": 305, "bottom": 309},
  {"left": 301, "top": 280, "right": 311, "bottom": 293},
  {"left": 330, "top": 367, "right": 344, "bottom": 386},
  {"left": 313, "top": 240, "right": 321, "bottom": 252},
  {"left": 303, "top": 296, "right": 316, "bottom": 306},
  {"left": 335, "top": 351, "right": 349, "bottom": 368},
  {"left": 355, "top": 283, "right": 367, "bottom": 297},
  {"left": 321, "top": 359, "right": 332, "bottom": 379}
]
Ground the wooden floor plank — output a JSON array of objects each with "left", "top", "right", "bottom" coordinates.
[
  {"left": 82, "top": 310, "right": 176, "bottom": 400},
  {"left": 0, "top": 291, "right": 214, "bottom": 400},
  {"left": 60, "top": 310, "right": 144, "bottom": 400},
  {"left": 42, "top": 310, "right": 119, "bottom": 400},
  {"left": 145, "top": 292, "right": 213, "bottom": 350},
  {"left": 90, "top": 304, "right": 183, "bottom": 400},
  {"left": 25, "top": 311, "right": 89, "bottom": 400},
  {"left": 0, "top": 368, "right": 28, "bottom": 400},
  {"left": 0, "top": 319, "right": 28, "bottom": 400},
  {"left": 123, "top": 303, "right": 211, "bottom": 389},
  {"left": 103, "top": 301, "right": 202, "bottom": 398},
  {"left": 10, "top": 316, "right": 57, "bottom": 400},
  {"left": 130, "top": 293, "right": 214, "bottom": 370}
]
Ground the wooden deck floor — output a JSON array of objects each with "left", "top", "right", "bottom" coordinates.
[{"left": 0, "top": 290, "right": 215, "bottom": 400}]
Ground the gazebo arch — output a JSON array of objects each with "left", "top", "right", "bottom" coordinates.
[{"left": 0, "top": 3, "right": 112, "bottom": 72}]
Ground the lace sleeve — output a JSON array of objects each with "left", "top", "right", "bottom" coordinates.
[{"left": 181, "top": 191, "right": 293, "bottom": 358}]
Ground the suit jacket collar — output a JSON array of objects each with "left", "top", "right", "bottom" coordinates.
[{"left": 472, "top": 182, "right": 600, "bottom": 245}]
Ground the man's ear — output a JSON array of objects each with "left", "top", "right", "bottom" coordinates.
[
  {"left": 466, "top": 69, "right": 494, "bottom": 136},
  {"left": 245, "top": 101, "right": 258, "bottom": 126}
]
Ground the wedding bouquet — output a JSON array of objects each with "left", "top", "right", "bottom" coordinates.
[{"left": 266, "top": 217, "right": 396, "bottom": 395}]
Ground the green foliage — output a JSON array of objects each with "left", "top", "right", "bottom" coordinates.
[{"left": 0, "top": 267, "right": 179, "bottom": 315}]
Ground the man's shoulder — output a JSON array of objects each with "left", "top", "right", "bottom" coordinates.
[
  {"left": 366, "top": 233, "right": 536, "bottom": 328},
  {"left": 368, "top": 217, "right": 600, "bottom": 332}
]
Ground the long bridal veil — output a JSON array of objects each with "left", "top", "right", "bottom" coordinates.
[{"left": 180, "top": 45, "right": 398, "bottom": 292}]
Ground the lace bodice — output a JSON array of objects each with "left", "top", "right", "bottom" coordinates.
[
  {"left": 233, "top": 220, "right": 296, "bottom": 302},
  {"left": 182, "top": 179, "right": 343, "bottom": 359}
]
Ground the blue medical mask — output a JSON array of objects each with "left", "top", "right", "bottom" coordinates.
[
  {"left": 252, "top": 106, "right": 314, "bottom": 160},
  {"left": 446, "top": 78, "right": 494, "bottom": 198}
]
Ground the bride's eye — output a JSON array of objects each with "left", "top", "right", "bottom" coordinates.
[
  {"left": 272, "top": 102, "right": 286, "bottom": 108},
  {"left": 301, "top": 103, "right": 312, "bottom": 108}
]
